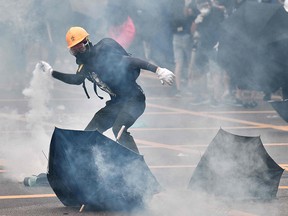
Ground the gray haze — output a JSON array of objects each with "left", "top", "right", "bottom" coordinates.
[{"left": 0, "top": 1, "right": 284, "bottom": 215}]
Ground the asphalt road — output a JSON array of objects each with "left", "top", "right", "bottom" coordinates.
[{"left": 1, "top": 72, "right": 288, "bottom": 216}]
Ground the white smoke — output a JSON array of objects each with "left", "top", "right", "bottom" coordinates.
[
  {"left": 23, "top": 64, "right": 54, "bottom": 134},
  {"left": 148, "top": 190, "right": 228, "bottom": 216},
  {"left": 0, "top": 1, "right": 283, "bottom": 216},
  {"left": 1, "top": 65, "right": 54, "bottom": 181}
]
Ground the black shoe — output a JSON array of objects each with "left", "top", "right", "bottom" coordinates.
[
  {"left": 243, "top": 101, "right": 258, "bottom": 108},
  {"left": 263, "top": 94, "right": 271, "bottom": 101}
]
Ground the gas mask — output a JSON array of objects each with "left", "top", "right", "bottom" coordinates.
[{"left": 72, "top": 41, "right": 92, "bottom": 62}]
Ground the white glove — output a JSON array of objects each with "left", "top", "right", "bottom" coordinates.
[
  {"left": 284, "top": 0, "right": 288, "bottom": 12},
  {"left": 35, "top": 61, "right": 53, "bottom": 75},
  {"left": 156, "top": 67, "right": 175, "bottom": 85},
  {"left": 194, "top": 14, "right": 204, "bottom": 24}
]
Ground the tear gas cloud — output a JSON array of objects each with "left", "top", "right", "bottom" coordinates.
[
  {"left": 1, "top": 65, "right": 53, "bottom": 181},
  {"left": 0, "top": 1, "right": 283, "bottom": 215}
]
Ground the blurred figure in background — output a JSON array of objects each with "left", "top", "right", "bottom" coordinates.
[
  {"left": 190, "top": 0, "right": 225, "bottom": 106},
  {"left": 105, "top": 0, "right": 136, "bottom": 50},
  {"left": 170, "top": 0, "right": 198, "bottom": 97},
  {"left": 103, "top": 0, "right": 176, "bottom": 83},
  {"left": 220, "top": 0, "right": 259, "bottom": 108},
  {"left": 103, "top": 0, "right": 151, "bottom": 60},
  {"left": 140, "top": 0, "right": 175, "bottom": 73}
]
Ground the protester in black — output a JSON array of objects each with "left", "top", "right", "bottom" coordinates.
[
  {"left": 190, "top": 0, "right": 225, "bottom": 106},
  {"left": 37, "top": 26, "right": 175, "bottom": 153}
]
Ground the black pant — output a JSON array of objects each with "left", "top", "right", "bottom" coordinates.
[{"left": 85, "top": 94, "right": 146, "bottom": 153}]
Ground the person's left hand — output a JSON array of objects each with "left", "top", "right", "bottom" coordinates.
[{"left": 156, "top": 67, "right": 175, "bottom": 85}]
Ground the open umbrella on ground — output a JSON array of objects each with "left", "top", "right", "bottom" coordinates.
[
  {"left": 218, "top": 2, "right": 288, "bottom": 97},
  {"left": 188, "top": 128, "right": 284, "bottom": 200},
  {"left": 47, "top": 127, "right": 161, "bottom": 211},
  {"left": 269, "top": 99, "right": 288, "bottom": 123}
]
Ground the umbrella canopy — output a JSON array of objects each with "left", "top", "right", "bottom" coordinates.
[
  {"left": 269, "top": 99, "right": 288, "bottom": 123},
  {"left": 47, "top": 127, "right": 161, "bottom": 211},
  {"left": 188, "top": 129, "right": 284, "bottom": 200},
  {"left": 218, "top": 2, "right": 288, "bottom": 95}
]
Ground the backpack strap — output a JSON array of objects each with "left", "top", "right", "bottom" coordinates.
[
  {"left": 82, "top": 80, "right": 90, "bottom": 99},
  {"left": 93, "top": 82, "right": 104, "bottom": 100},
  {"left": 77, "top": 64, "right": 90, "bottom": 99},
  {"left": 81, "top": 79, "right": 104, "bottom": 100}
]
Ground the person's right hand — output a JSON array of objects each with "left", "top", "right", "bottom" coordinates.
[
  {"left": 35, "top": 61, "right": 53, "bottom": 75},
  {"left": 156, "top": 67, "right": 175, "bottom": 85}
]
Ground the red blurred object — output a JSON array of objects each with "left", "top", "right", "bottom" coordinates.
[{"left": 108, "top": 16, "right": 136, "bottom": 49}]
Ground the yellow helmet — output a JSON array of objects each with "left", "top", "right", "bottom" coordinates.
[{"left": 66, "top": 27, "right": 89, "bottom": 48}]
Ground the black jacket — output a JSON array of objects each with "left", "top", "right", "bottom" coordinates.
[{"left": 52, "top": 38, "right": 157, "bottom": 101}]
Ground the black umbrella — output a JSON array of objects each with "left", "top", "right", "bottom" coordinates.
[
  {"left": 47, "top": 127, "right": 161, "bottom": 211},
  {"left": 269, "top": 99, "right": 288, "bottom": 122},
  {"left": 188, "top": 128, "right": 284, "bottom": 200},
  {"left": 218, "top": 2, "right": 288, "bottom": 95}
]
